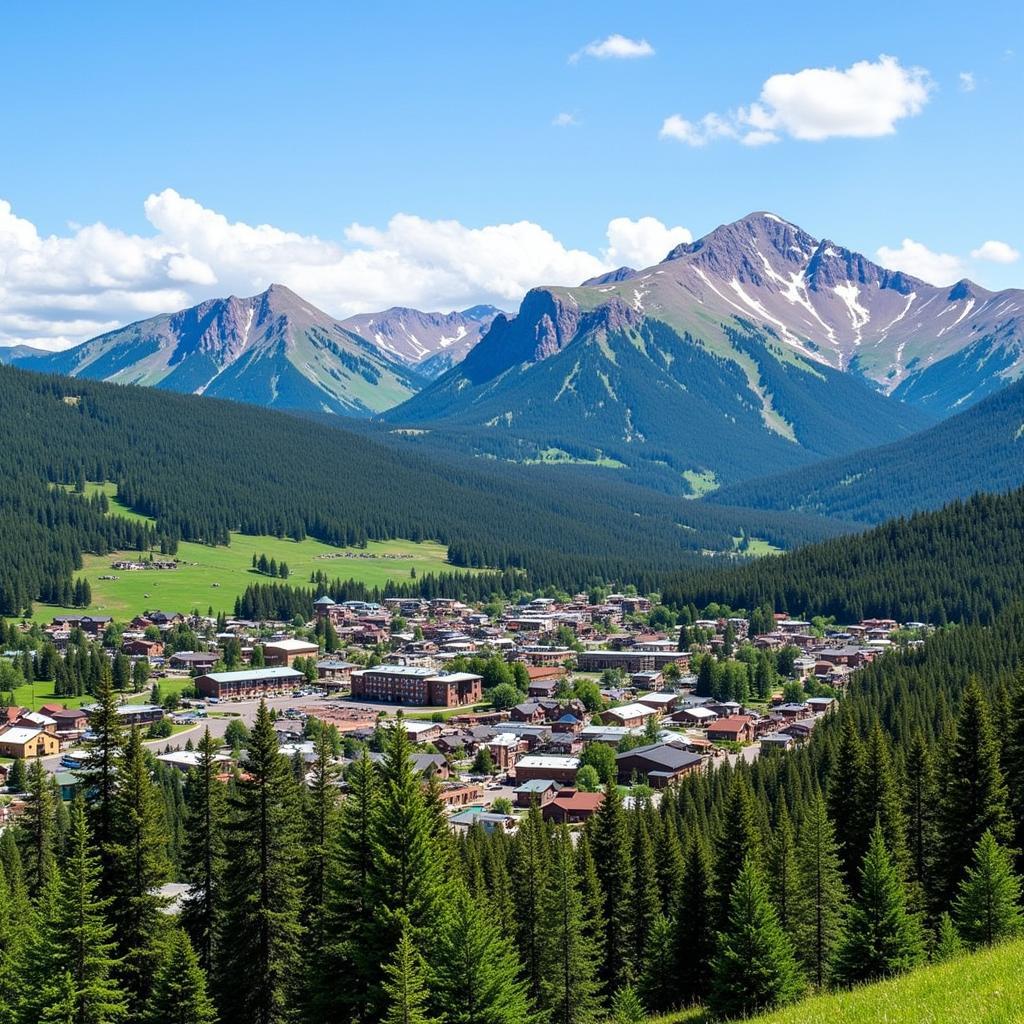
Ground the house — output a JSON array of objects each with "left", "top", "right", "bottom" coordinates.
[
  {"left": 510, "top": 702, "right": 547, "bottom": 724},
  {"left": 631, "top": 669, "right": 664, "bottom": 691},
  {"left": 263, "top": 638, "right": 320, "bottom": 667},
  {"left": 109, "top": 704, "right": 165, "bottom": 727},
  {"left": 760, "top": 733, "right": 795, "bottom": 753},
  {"left": 526, "top": 679, "right": 558, "bottom": 700},
  {"left": 195, "top": 667, "right": 304, "bottom": 700},
  {"left": 515, "top": 778, "right": 560, "bottom": 808},
  {"left": 449, "top": 810, "right": 517, "bottom": 834},
  {"left": 601, "top": 702, "right": 659, "bottom": 729},
  {"left": 636, "top": 691, "right": 680, "bottom": 714},
  {"left": 552, "top": 713, "right": 583, "bottom": 737},
  {"left": 515, "top": 755, "right": 580, "bottom": 784},
  {"left": 543, "top": 789, "right": 604, "bottom": 824},
  {"left": 316, "top": 660, "right": 356, "bottom": 688},
  {"left": 706, "top": 716, "right": 755, "bottom": 743},
  {"left": 169, "top": 651, "right": 220, "bottom": 673},
  {"left": 487, "top": 733, "right": 528, "bottom": 772},
  {"left": 379, "top": 719, "right": 443, "bottom": 745},
  {"left": 807, "top": 696, "right": 837, "bottom": 715},
  {"left": 616, "top": 743, "right": 702, "bottom": 787},
  {"left": 14, "top": 711, "right": 57, "bottom": 735},
  {"left": 123, "top": 638, "right": 164, "bottom": 658},
  {"left": 50, "top": 707, "right": 89, "bottom": 735},
  {"left": 0, "top": 726, "right": 60, "bottom": 759}
]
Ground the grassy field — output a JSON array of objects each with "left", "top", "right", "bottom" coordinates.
[
  {"left": 647, "top": 939, "right": 1024, "bottom": 1024},
  {"left": 34, "top": 483, "right": 474, "bottom": 622},
  {"left": 9, "top": 682, "right": 93, "bottom": 711}
]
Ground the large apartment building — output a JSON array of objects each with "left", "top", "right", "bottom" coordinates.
[{"left": 350, "top": 665, "right": 483, "bottom": 707}]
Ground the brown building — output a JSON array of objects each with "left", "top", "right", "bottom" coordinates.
[
  {"left": 543, "top": 789, "right": 604, "bottom": 823},
  {"left": 195, "top": 667, "right": 304, "bottom": 700},
  {"left": 706, "top": 715, "right": 756, "bottom": 743},
  {"left": 514, "top": 755, "right": 579, "bottom": 785},
  {"left": 351, "top": 666, "right": 482, "bottom": 707},
  {"left": 262, "top": 638, "right": 320, "bottom": 667},
  {"left": 615, "top": 743, "right": 702, "bottom": 788}
]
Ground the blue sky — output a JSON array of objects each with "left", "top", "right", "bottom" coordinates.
[{"left": 1, "top": 0, "right": 1022, "bottom": 347}]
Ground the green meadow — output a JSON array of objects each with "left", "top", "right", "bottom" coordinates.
[
  {"left": 648, "top": 939, "right": 1024, "bottom": 1024},
  {"left": 35, "top": 483, "right": 472, "bottom": 621}
]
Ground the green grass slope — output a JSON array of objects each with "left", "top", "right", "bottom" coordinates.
[{"left": 650, "top": 940, "right": 1024, "bottom": 1024}]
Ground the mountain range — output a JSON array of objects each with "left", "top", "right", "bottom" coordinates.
[
  {"left": 339, "top": 304, "right": 501, "bottom": 379},
  {"left": 4, "top": 211, "right": 1023, "bottom": 490},
  {"left": 13, "top": 284, "right": 423, "bottom": 416}
]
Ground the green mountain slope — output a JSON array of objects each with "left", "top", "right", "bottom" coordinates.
[
  {"left": 709, "top": 375, "right": 1024, "bottom": 523},
  {"left": 386, "top": 291, "right": 933, "bottom": 491},
  {"left": 0, "top": 364, "right": 847, "bottom": 613},
  {"left": 14, "top": 284, "right": 422, "bottom": 416}
]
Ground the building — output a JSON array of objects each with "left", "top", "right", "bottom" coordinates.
[
  {"left": 195, "top": 667, "right": 304, "bottom": 700},
  {"left": 263, "top": 638, "right": 320, "bottom": 667},
  {"left": 514, "top": 778, "right": 560, "bottom": 808},
  {"left": 0, "top": 726, "right": 60, "bottom": 758},
  {"left": 636, "top": 691, "right": 680, "bottom": 714},
  {"left": 577, "top": 650, "right": 687, "bottom": 674},
  {"left": 350, "top": 665, "right": 482, "bottom": 707},
  {"left": 169, "top": 651, "right": 220, "bottom": 673},
  {"left": 543, "top": 789, "right": 604, "bottom": 823},
  {"left": 706, "top": 715, "right": 756, "bottom": 743},
  {"left": 487, "top": 733, "right": 528, "bottom": 771},
  {"left": 601, "top": 702, "right": 659, "bottom": 729},
  {"left": 156, "top": 750, "right": 232, "bottom": 773},
  {"left": 378, "top": 719, "right": 443, "bottom": 745},
  {"left": 515, "top": 754, "right": 580, "bottom": 785},
  {"left": 316, "top": 660, "right": 356, "bottom": 687},
  {"left": 615, "top": 743, "right": 702, "bottom": 788}
]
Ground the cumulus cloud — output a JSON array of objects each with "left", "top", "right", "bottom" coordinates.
[
  {"left": 661, "top": 55, "right": 932, "bottom": 147},
  {"left": 552, "top": 112, "right": 579, "bottom": 127},
  {"left": 603, "top": 216, "right": 692, "bottom": 267},
  {"left": 0, "top": 191, "right": 691, "bottom": 350},
  {"left": 971, "top": 240, "right": 1020, "bottom": 263},
  {"left": 571, "top": 34, "right": 654, "bottom": 63},
  {"left": 875, "top": 239, "right": 966, "bottom": 285},
  {"left": 959, "top": 71, "right": 976, "bottom": 92}
]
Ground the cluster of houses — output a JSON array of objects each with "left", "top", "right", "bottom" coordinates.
[{"left": 1, "top": 593, "right": 924, "bottom": 835}]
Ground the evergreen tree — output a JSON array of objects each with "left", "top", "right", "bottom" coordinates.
[
  {"left": 300, "top": 731, "right": 337, "bottom": 975},
  {"left": 767, "top": 800, "right": 800, "bottom": 943},
  {"left": 709, "top": 856, "right": 805, "bottom": 1020},
  {"left": 512, "top": 801, "right": 551, "bottom": 1005},
  {"left": 629, "top": 812, "right": 660, "bottom": 968},
  {"left": 180, "top": 728, "right": 227, "bottom": 974},
  {"left": 932, "top": 913, "right": 963, "bottom": 962},
  {"left": 80, "top": 672, "right": 125, "bottom": 881},
  {"left": 316, "top": 750, "right": 378, "bottom": 1024},
  {"left": 216, "top": 702, "right": 303, "bottom": 1024},
  {"left": 952, "top": 830, "right": 1023, "bottom": 948},
  {"left": 609, "top": 984, "right": 645, "bottom": 1024},
  {"left": 857, "top": 721, "right": 908, "bottom": 877},
  {"left": 6, "top": 756, "right": 26, "bottom": 793},
  {"left": 590, "top": 781, "right": 635, "bottom": 990},
  {"left": 715, "top": 772, "right": 762, "bottom": 923},
  {"left": 672, "top": 827, "right": 717, "bottom": 1007},
  {"left": 793, "top": 791, "right": 847, "bottom": 989},
  {"left": 108, "top": 727, "right": 171, "bottom": 1011},
  {"left": 836, "top": 824, "right": 923, "bottom": 986},
  {"left": 540, "top": 827, "right": 603, "bottom": 1024},
  {"left": 145, "top": 929, "right": 218, "bottom": 1024},
  {"left": 903, "top": 732, "right": 938, "bottom": 907},
  {"left": 37, "top": 797, "right": 126, "bottom": 1024},
  {"left": 938, "top": 679, "right": 1013, "bottom": 901},
  {"left": 381, "top": 920, "right": 436, "bottom": 1024},
  {"left": 19, "top": 755, "right": 57, "bottom": 895},
  {"left": 827, "top": 715, "right": 865, "bottom": 883},
  {"left": 431, "top": 882, "right": 532, "bottom": 1024},
  {"left": 365, "top": 718, "right": 444, "bottom": 1019}
]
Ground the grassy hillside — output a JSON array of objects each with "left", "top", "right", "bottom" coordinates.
[
  {"left": 35, "top": 483, "right": 468, "bottom": 620},
  {"left": 649, "top": 940, "right": 1024, "bottom": 1024}
]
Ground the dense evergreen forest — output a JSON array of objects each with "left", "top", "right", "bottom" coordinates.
[
  {"left": 0, "top": 365, "right": 845, "bottom": 615},
  {"left": 663, "top": 488, "right": 1024, "bottom": 625},
  {"left": 710, "top": 376, "right": 1024, "bottom": 523},
  {"left": 4, "top": 606, "right": 1024, "bottom": 1023}
]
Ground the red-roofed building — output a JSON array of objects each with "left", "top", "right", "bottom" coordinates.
[
  {"left": 542, "top": 789, "right": 605, "bottom": 824},
  {"left": 706, "top": 715, "right": 755, "bottom": 743}
]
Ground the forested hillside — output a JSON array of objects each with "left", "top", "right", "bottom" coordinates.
[
  {"left": 664, "top": 488, "right": 1024, "bottom": 624},
  {"left": 0, "top": 366, "right": 843, "bottom": 614},
  {"left": 710, "top": 376, "right": 1024, "bottom": 523}
]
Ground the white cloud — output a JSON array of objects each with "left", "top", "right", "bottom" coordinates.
[
  {"left": 603, "top": 217, "right": 692, "bottom": 267},
  {"left": 971, "top": 240, "right": 1020, "bottom": 263},
  {"left": 661, "top": 55, "right": 933, "bottom": 146},
  {"left": 0, "top": 192, "right": 692, "bottom": 350},
  {"left": 552, "top": 112, "right": 579, "bottom": 127},
  {"left": 959, "top": 71, "right": 976, "bottom": 92},
  {"left": 875, "top": 239, "right": 965, "bottom": 285},
  {"left": 571, "top": 34, "right": 654, "bottom": 63}
]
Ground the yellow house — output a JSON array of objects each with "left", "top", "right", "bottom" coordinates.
[{"left": 0, "top": 726, "right": 60, "bottom": 759}]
